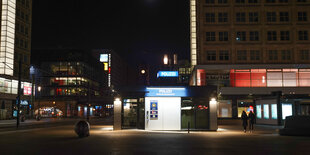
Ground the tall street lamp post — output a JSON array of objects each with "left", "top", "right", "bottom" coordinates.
[
  {"left": 16, "top": 59, "right": 22, "bottom": 128},
  {"left": 37, "top": 86, "right": 41, "bottom": 120}
]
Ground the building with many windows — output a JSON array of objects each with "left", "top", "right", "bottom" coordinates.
[
  {"left": 31, "top": 49, "right": 112, "bottom": 118},
  {"left": 190, "top": 0, "right": 310, "bottom": 123},
  {"left": 0, "top": 0, "right": 32, "bottom": 120}
]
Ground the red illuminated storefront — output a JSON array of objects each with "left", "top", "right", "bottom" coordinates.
[{"left": 197, "top": 68, "right": 310, "bottom": 87}]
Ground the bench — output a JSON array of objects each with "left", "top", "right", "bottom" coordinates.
[{"left": 279, "top": 115, "right": 310, "bottom": 136}]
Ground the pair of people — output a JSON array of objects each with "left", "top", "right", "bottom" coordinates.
[{"left": 241, "top": 110, "right": 255, "bottom": 133}]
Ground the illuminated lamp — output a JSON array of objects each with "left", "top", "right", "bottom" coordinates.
[
  {"left": 141, "top": 69, "right": 146, "bottom": 74},
  {"left": 163, "top": 54, "right": 168, "bottom": 65}
]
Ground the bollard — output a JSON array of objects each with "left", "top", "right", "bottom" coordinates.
[
  {"left": 74, "top": 120, "right": 90, "bottom": 138},
  {"left": 188, "top": 122, "right": 190, "bottom": 133},
  {"left": 36, "top": 115, "right": 41, "bottom": 121},
  {"left": 21, "top": 115, "right": 25, "bottom": 122}
]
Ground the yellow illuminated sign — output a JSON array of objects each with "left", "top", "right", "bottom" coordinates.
[{"left": 104, "top": 63, "right": 108, "bottom": 71}]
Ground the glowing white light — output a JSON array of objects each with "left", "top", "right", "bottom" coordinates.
[
  {"left": 190, "top": 0, "right": 197, "bottom": 66},
  {"left": 163, "top": 54, "right": 168, "bottom": 65},
  {"left": 262, "top": 76, "right": 265, "bottom": 83},
  {"left": 210, "top": 98, "right": 217, "bottom": 104},
  {"left": 1, "top": 0, "right": 16, "bottom": 76},
  {"left": 181, "top": 106, "right": 193, "bottom": 110}
]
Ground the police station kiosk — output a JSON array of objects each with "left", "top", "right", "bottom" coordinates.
[{"left": 145, "top": 87, "right": 186, "bottom": 130}]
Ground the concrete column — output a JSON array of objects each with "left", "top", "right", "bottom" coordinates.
[
  {"left": 209, "top": 98, "right": 218, "bottom": 131},
  {"left": 113, "top": 98, "right": 122, "bottom": 130},
  {"left": 232, "top": 97, "right": 238, "bottom": 119}
]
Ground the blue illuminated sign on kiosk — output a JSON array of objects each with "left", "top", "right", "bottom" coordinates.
[
  {"left": 145, "top": 87, "right": 187, "bottom": 97},
  {"left": 157, "top": 71, "right": 179, "bottom": 78}
]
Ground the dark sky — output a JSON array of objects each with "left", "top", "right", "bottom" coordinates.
[{"left": 32, "top": 0, "right": 190, "bottom": 65}]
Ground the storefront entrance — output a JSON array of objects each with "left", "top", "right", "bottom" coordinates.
[
  {"left": 122, "top": 98, "right": 145, "bottom": 129},
  {"left": 181, "top": 98, "right": 209, "bottom": 129}
]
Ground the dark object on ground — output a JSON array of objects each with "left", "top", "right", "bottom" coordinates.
[
  {"left": 21, "top": 115, "right": 25, "bottom": 122},
  {"left": 36, "top": 115, "right": 41, "bottom": 121},
  {"left": 75, "top": 120, "right": 90, "bottom": 138},
  {"left": 279, "top": 116, "right": 310, "bottom": 136}
]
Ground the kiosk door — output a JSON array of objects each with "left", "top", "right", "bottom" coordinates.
[{"left": 145, "top": 97, "right": 181, "bottom": 130}]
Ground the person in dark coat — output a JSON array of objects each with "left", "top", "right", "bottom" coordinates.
[
  {"left": 241, "top": 111, "right": 248, "bottom": 133},
  {"left": 248, "top": 111, "right": 255, "bottom": 133}
]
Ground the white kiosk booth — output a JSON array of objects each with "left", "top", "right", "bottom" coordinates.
[{"left": 145, "top": 87, "right": 187, "bottom": 130}]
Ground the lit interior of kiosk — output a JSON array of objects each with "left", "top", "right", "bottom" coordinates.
[{"left": 144, "top": 87, "right": 217, "bottom": 130}]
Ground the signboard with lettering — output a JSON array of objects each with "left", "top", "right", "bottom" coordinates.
[
  {"left": 100, "top": 54, "right": 108, "bottom": 62},
  {"left": 145, "top": 87, "right": 187, "bottom": 97},
  {"left": 150, "top": 100, "right": 158, "bottom": 119},
  {"left": 157, "top": 71, "right": 179, "bottom": 78}
]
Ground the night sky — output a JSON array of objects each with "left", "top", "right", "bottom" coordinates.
[{"left": 32, "top": 0, "right": 190, "bottom": 65}]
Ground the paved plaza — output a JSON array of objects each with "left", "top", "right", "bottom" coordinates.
[{"left": 0, "top": 122, "right": 309, "bottom": 155}]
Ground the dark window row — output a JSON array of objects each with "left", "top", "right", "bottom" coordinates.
[
  {"left": 205, "top": 31, "right": 309, "bottom": 42},
  {"left": 206, "top": 12, "right": 307, "bottom": 23}
]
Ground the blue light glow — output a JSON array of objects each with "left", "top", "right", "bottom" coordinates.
[
  {"left": 145, "top": 87, "right": 187, "bottom": 97},
  {"left": 157, "top": 71, "right": 179, "bottom": 78}
]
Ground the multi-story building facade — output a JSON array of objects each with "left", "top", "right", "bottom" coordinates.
[
  {"left": 190, "top": 0, "right": 310, "bottom": 123},
  {"left": 92, "top": 49, "right": 134, "bottom": 91},
  {"left": 0, "top": 0, "right": 32, "bottom": 120},
  {"left": 31, "top": 49, "right": 112, "bottom": 118}
]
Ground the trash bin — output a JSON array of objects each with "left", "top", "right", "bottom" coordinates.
[{"left": 74, "top": 120, "right": 90, "bottom": 138}]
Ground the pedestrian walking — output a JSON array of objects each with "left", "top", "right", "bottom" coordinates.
[
  {"left": 248, "top": 111, "right": 255, "bottom": 133},
  {"left": 241, "top": 110, "right": 248, "bottom": 133}
]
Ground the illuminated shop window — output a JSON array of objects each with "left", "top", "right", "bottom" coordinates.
[
  {"left": 256, "top": 105, "right": 262, "bottom": 119},
  {"left": 263, "top": 104, "right": 269, "bottom": 119},
  {"left": 271, "top": 104, "right": 277, "bottom": 119},
  {"left": 267, "top": 72, "right": 282, "bottom": 87},
  {"left": 282, "top": 104, "right": 292, "bottom": 119},
  {"left": 218, "top": 100, "right": 232, "bottom": 118},
  {"left": 251, "top": 69, "right": 266, "bottom": 87},
  {"left": 197, "top": 69, "right": 206, "bottom": 86},
  {"left": 299, "top": 69, "right": 310, "bottom": 86}
]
